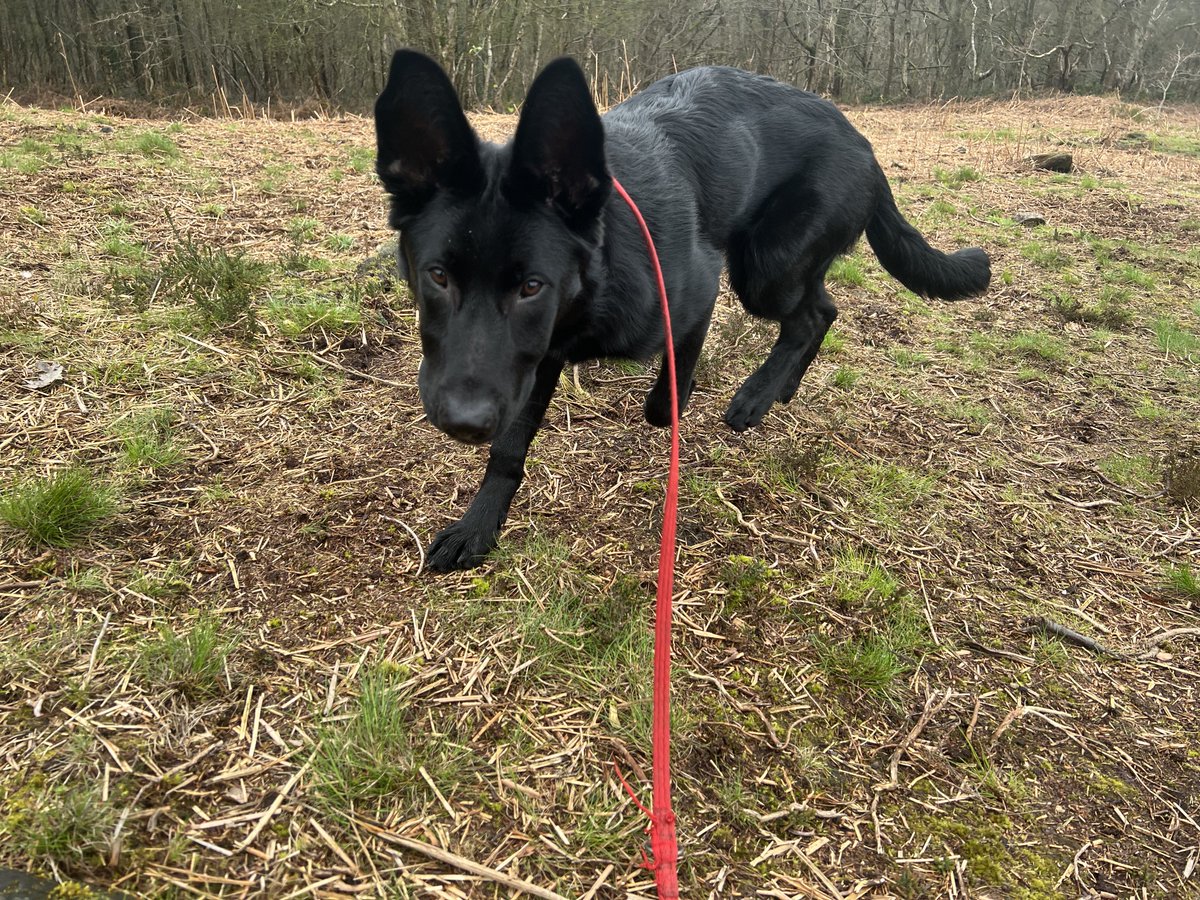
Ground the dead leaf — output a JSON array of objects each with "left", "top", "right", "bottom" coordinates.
[{"left": 22, "top": 360, "right": 63, "bottom": 391}]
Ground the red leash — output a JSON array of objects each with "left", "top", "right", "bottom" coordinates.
[{"left": 611, "top": 175, "right": 680, "bottom": 898}]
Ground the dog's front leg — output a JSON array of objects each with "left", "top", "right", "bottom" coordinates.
[{"left": 426, "top": 356, "right": 566, "bottom": 572}]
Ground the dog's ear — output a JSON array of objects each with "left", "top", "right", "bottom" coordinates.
[
  {"left": 508, "top": 57, "right": 610, "bottom": 229},
  {"left": 375, "top": 50, "right": 483, "bottom": 225}
]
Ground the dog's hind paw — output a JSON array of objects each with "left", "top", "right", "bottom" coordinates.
[{"left": 427, "top": 521, "right": 498, "bottom": 572}]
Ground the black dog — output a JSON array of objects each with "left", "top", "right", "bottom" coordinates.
[{"left": 374, "top": 51, "right": 989, "bottom": 571}]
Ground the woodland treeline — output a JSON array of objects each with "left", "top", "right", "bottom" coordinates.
[{"left": 2, "top": 0, "right": 1198, "bottom": 111}]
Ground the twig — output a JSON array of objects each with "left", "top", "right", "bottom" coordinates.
[
  {"left": 1024, "top": 616, "right": 1128, "bottom": 658},
  {"left": 879, "top": 688, "right": 953, "bottom": 790},
  {"left": 963, "top": 639, "right": 1034, "bottom": 665},
  {"left": 235, "top": 759, "right": 311, "bottom": 851},
  {"left": 713, "top": 485, "right": 816, "bottom": 546},
  {"left": 1138, "top": 627, "right": 1200, "bottom": 659},
  {"left": 580, "top": 864, "right": 613, "bottom": 900},
  {"left": 355, "top": 818, "right": 570, "bottom": 900},
  {"left": 301, "top": 349, "right": 408, "bottom": 388},
  {"left": 82, "top": 612, "right": 111, "bottom": 688}
]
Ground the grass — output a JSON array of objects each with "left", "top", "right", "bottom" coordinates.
[
  {"left": 160, "top": 240, "right": 269, "bottom": 332},
  {"left": 1098, "top": 453, "right": 1156, "bottom": 488},
  {"left": 1151, "top": 317, "right": 1199, "bottom": 360},
  {"left": 287, "top": 216, "right": 321, "bottom": 244},
  {"left": 137, "top": 615, "right": 235, "bottom": 697},
  {"left": 719, "top": 555, "right": 774, "bottom": 612},
  {"left": 889, "top": 347, "right": 931, "bottom": 368},
  {"left": 264, "top": 284, "right": 364, "bottom": 338},
  {"left": 0, "top": 466, "right": 116, "bottom": 548},
  {"left": 3, "top": 97, "right": 1199, "bottom": 899},
  {"left": 828, "top": 256, "right": 867, "bottom": 287},
  {"left": 832, "top": 460, "right": 936, "bottom": 528},
  {"left": 1007, "top": 331, "right": 1070, "bottom": 365},
  {"left": 348, "top": 146, "right": 375, "bottom": 174},
  {"left": 821, "top": 327, "right": 847, "bottom": 353},
  {"left": 832, "top": 365, "right": 860, "bottom": 388},
  {"left": 114, "top": 406, "right": 183, "bottom": 469},
  {"left": 1165, "top": 565, "right": 1199, "bottom": 599},
  {"left": 1, "top": 781, "right": 116, "bottom": 870},
  {"left": 1021, "top": 241, "right": 1071, "bottom": 270},
  {"left": 115, "top": 130, "right": 180, "bottom": 160},
  {"left": 813, "top": 634, "right": 906, "bottom": 694},
  {"left": 1105, "top": 263, "right": 1156, "bottom": 291},
  {"left": 99, "top": 219, "right": 147, "bottom": 260},
  {"left": 935, "top": 165, "right": 982, "bottom": 189},
  {"left": 826, "top": 550, "right": 901, "bottom": 607},
  {"left": 1048, "top": 286, "right": 1132, "bottom": 329},
  {"left": 325, "top": 233, "right": 356, "bottom": 252},
  {"left": 313, "top": 662, "right": 469, "bottom": 811}
]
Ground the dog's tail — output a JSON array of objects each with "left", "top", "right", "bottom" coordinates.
[{"left": 865, "top": 169, "right": 990, "bottom": 301}]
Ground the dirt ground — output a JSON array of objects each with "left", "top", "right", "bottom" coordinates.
[{"left": 1, "top": 92, "right": 1199, "bottom": 898}]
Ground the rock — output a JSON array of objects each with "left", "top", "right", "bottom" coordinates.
[
  {"left": 354, "top": 241, "right": 399, "bottom": 286},
  {"left": 1030, "top": 152, "right": 1073, "bottom": 173},
  {"left": 1012, "top": 211, "right": 1047, "bottom": 226},
  {"left": 0, "top": 869, "right": 116, "bottom": 898}
]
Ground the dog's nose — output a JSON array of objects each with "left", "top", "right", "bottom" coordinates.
[{"left": 440, "top": 398, "right": 499, "bottom": 444}]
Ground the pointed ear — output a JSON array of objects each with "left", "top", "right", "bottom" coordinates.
[
  {"left": 374, "top": 50, "right": 483, "bottom": 226},
  {"left": 508, "top": 57, "right": 610, "bottom": 229}
]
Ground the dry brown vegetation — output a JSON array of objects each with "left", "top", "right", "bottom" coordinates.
[{"left": 1, "top": 94, "right": 1199, "bottom": 898}]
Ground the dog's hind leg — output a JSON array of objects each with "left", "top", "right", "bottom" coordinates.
[
  {"left": 775, "top": 284, "right": 837, "bottom": 404},
  {"left": 722, "top": 284, "right": 830, "bottom": 432},
  {"left": 723, "top": 179, "right": 862, "bottom": 432},
  {"left": 427, "top": 355, "right": 565, "bottom": 571}
]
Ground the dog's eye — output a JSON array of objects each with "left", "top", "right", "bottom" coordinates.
[
  {"left": 520, "top": 278, "right": 544, "bottom": 298},
  {"left": 429, "top": 267, "right": 448, "bottom": 288}
]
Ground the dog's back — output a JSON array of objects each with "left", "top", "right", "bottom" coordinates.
[{"left": 603, "top": 67, "right": 879, "bottom": 249}]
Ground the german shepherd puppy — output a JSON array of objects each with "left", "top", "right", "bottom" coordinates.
[{"left": 374, "top": 50, "right": 990, "bottom": 571}]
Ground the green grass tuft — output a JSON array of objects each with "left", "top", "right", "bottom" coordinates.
[
  {"left": 1151, "top": 317, "right": 1199, "bottom": 361},
  {"left": 117, "top": 130, "right": 180, "bottom": 160},
  {"left": 1165, "top": 564, "right": 1199, "bottom": 599},
  {"left": 137, "top": 615, "right": 235, "bottom": 697},
  {"left": 314, "top": 663, "right": 468, "bottom": 810},
  {"left": 832, "top": 365, "right": 860, "bottom": 388},
  {"left": 0, "top": 466, "right": 116, "bottom": 548},
  {"left": 115, "top": 406, "right": 183, "bottom": 469},
  {"left": 1098, "top": 453, "right": 1156, "bottom": 488},
  {"left": 287, "top": 216, "right": 320, "bottom": 244},
  {"left": 1007, "top": 331, "right": 1069, "bottom": 365},
  {"left": 719, "top": 555, "right": 774, "bottom": 611},
  {"left": 813, "top": 635, "right": 905, "bottom": 693},
  {"left": 264, "top": 284, "right": 364, "bottom": 338},
  {"left": 1021, "top": 242, "right": 1071, "bottom": 270},
  {"left": 2, "top": 782, "right": 116, "bottom": 869},
  {"left": 168, "top": 240, "right": 269, "bottom": 331},
  {"left": 935, "top": 165, "right": 982, "bottom": 189},
  {"left": 828, "top": 256, "right": 867, "bottom": 287}
]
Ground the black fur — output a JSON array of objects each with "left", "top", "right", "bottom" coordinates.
[{"left": 374, "top": 51, "right": 991, "bottom": 571}]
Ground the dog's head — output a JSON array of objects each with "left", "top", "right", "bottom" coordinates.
[{"left": 374, "top": 51, "right": 610, "bottom": 444}]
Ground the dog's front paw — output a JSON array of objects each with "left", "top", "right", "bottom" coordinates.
[
  {"left": 426, "top": 520, "right": 498, "bottom": 572},
  {"left": 723, "top": 387, "right": 774, "bottom": 432}
]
